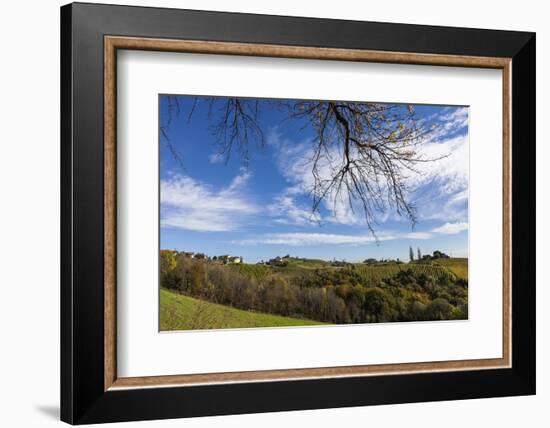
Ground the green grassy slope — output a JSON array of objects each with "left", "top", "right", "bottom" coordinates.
[
  {"left": 160, "top": 288, "right": 324, "bottom": 331},
  {"left": 433, "top": 258, "right": 468, "bottom": 280}
]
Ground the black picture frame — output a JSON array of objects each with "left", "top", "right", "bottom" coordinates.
[{"left": 61, "top": 2, "right": 535, "bottom": 424}]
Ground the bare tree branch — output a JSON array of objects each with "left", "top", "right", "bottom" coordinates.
[{"left": 162, "top": 96, "right": 446, "bottom": 236}]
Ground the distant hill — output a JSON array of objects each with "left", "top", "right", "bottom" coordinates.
[{"left": 231, "top": 257, "right": 467, "bottom": 286}]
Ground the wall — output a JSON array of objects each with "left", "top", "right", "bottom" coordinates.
[{"left": 0, "top": 0, "right": 546, "bottom": 426}]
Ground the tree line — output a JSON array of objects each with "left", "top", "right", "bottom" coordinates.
[{"left": 161, "top": 251, "right": 468, "bottom": 324}]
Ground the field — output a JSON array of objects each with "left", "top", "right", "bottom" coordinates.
[
  {"left": 432, "top": 258, "right": 468, "bottom": 280},
  {"left": 352, "top": 262, "right": 459, "bottom": 286},
  {"left": 160, "top": 288, "right": 324, "bottom": 331},
  {"left": 229, "top": 263, "right": 273, "bottom": 281}
]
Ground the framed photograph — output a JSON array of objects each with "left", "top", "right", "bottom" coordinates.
[{"left": 61, "top": 2, "right": 535, "bottom": 424}]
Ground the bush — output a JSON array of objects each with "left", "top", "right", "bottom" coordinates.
[
  {"left": 425, "top": 298, "right": 453, "bottom": 320},
  {"left": 362, "top": 287, "right": 396, "bottom": 322}
]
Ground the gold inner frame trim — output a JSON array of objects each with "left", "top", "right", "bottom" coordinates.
[{"left": 104, "top": 35, "right": 512, "bottom": 391}]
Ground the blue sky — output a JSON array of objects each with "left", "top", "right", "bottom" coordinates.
[{"left": 160, "top": 95, "right": 469, "bottom": 263}]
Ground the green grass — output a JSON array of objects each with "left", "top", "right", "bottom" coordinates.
[
  {"left": 433, "top": 258, "right": 468, "bottom": 280},
  {"left": 160, "top": 288, "right": 324, "bottom": 331},
  {"left": 278, "top": 257, "right": 332, "bottom": 268},
  {"left": 229, "top": 263, "right": 272, "bottom": 281}
]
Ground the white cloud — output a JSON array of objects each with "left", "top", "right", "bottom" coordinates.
[
  {"left": 405, "top": 232, "right": 433, "bottom": 240},
  {"left": 233, "top": 232, "right": 380, "bottom": 246},
  {"left": 412, "top": 135, "right": 469, "bottom": 191},
  {"left": 423, "top": 106, "right": 469, "bottom": 142},
  {"left": 268, "top": 194, "right": 321, "bottom": 226},
  {"left": 208, "top": 152, "right": 224, "bottom": 164},
  {"left": 409, "top": 134, "right": 469, "bottom": 223},
  {"left": 160, "top": 170, "right": 257, "bottom": 232},
  {"left": 410, "top": 107, "right": 469, "bottom": 223},
  {"left": 268, "top": 123, "right": 469, "bottom": 227},
  {"left": 325, "top": 196, "right": 362, "bottom": 226},
  {"left": 438, "top": 107, "right": 469, "bottom": 135},
  {"left": 232, "top": 230, "right": 432, "bottom": 247},
  {"left": 431, "top": 222, "right": 468, "bottom": 235},
  {"left": 268, "top": 130, "right": 363, "bottom": 226}
]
